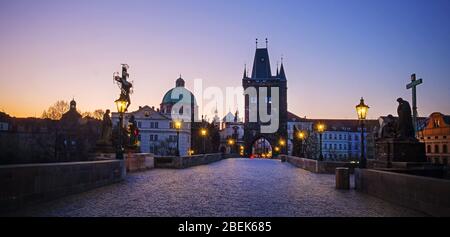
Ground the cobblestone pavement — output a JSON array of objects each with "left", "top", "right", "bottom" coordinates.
[{"left": 11, "top": 158, "right": 426, "bottom": 217}]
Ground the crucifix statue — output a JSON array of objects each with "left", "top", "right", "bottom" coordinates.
[
  {"left": 113, "top": 64, "right": 133, "bottom": 111},
  {"left": 406, "top": 73, "right": 422, "bottom": 133}
]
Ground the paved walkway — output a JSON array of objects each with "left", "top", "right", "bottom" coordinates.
[{"left": 12, "top": 158, "right": 425, "bottom": 217}]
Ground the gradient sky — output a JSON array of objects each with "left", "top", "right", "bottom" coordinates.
[{"left": 1, "top": 0, "right": 449, "bottom": 119}]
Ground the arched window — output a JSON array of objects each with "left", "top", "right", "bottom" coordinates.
[
  {"left": 443, "top": 144, "right": 448, "bottom": 154},
  {"left": 427, "top": 145, "right": 431, "bottom": 153},
  {"left": 435, "top": 145, "right": 440, "bottom": 154}
]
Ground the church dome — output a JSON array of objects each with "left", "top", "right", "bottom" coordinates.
[{"left": 161, "top": 76, "right": 196, "bottom": 105}]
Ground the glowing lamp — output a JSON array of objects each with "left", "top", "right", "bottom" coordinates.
[
  {"left": 356, "top": 97, "right": 369, "bottom": 120},
  {"left": 317, "top": 122, "right": 326, "bottom": 134},
  {"left": 297, "top": 131, "right": 306, "bottom": 140},
  {"left": 115, "top": 99, "right": 127, "bottom": 113},
  {"left": 174, "top": 120, "right": 182, "bottom": 130}
]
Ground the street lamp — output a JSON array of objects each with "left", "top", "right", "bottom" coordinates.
[
  {"left": 316, "top": 122, "right": 326, "bottom": 161},
  {"left": 297, "top": 130, "right": 307, "bottom": 157},
  {"left": 174, "top": 120, "right": 182, "bottom": 156},
  {"left": 115, "top": 98, "right": 127, "bottom": 160},
  {"left": 274, "top": 146, "right": 280, "bottom": 154},
  {"left": 227, "top": 138, "right": 235, "bottom": 154},
  {"left": 200, "top": 128, "right": 207, "bottom": 154},
  {"left": 279, "top": 138, "right": 286, "bottom": 155},
  {"left": 356, "top": 97, "right": 369, "bottom": 168}
]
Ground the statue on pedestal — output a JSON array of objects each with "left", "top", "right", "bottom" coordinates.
[
  {"left": 374, "top": 98, "right": 426, "bottom": 167},
  {"left": 396, "top": 98, "right": 415, "bottom": 140},
  {"left": 99, "top": 109, "right": 112, "bottom": 144}
]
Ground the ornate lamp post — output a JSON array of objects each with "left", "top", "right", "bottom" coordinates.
[
  {"left": 200, "top": 128, "right": 207, "bottom": 154},
  {"left": 279, "top": 138, "right": 286, "bottom": 155},
  {"left": 227, "top": 138, "right": 235, "bottom": 154},
  {"left": 115, "top": 98, "right": 127, "bottom": 160},
  {"left": 297, "top": 130, "right": 307, "bottom": 157},
  {"left": 316, "top": 122, "right": 326, "bottom": 161},
  {"left": 274, "top": 146, "right": 280, "bottom": 156},
  {"left": 174, "top": 120, "right": 182, "bottom": 156},
  {"left": 356, "top": 97, "right": 369, "bottom": 168}
]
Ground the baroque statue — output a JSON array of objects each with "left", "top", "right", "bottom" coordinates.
[
  {"left": 396, "top": 98, "right": 415, "bottom": 139},
  {"left": 114, "top": 64, "right": 133, "bottom": 111},
  {"left": 99, "top": 109, "right": 112, "bottom": 144}
]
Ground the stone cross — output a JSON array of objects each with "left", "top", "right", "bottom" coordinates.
[{"left": 406, "top": 73, "right": 423, "bottom": 133}]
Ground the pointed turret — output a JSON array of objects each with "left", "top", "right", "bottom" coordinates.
[
  {"left": 243, "top": 65, "right": 247, "bottom": 79},
  {"left": 276, "top": 62, "right": 279, "bottom": 77},
  {"left": 279, "top": 62, "right": 286, "bottom": 80}
]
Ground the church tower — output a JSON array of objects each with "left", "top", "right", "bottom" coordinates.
[{"left": 242, "top": 39, "right": 288, "bottom": 156}]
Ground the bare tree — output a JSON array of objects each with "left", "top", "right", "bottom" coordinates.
[
  {"left": 92, "top": 109, "right": 105, "bottom": 120},
  {"left": 81, "top": 111, "right": 93, "bottom": 118},
  {"left": 41, "top": 100, "right": 69, "bottom": 120}
]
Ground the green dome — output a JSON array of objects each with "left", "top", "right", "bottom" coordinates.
[{"left": 161, "top": 86, "right": 197, "bottom": 105}]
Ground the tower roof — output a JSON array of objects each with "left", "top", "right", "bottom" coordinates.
[
  {"left": 251, "top": 48, "right": 272, "bottom": 79},
  {"left": 279, "top": 62, "right": 286, "bottom": 79}
]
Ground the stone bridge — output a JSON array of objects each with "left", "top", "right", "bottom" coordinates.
[{"left": 2, "top": 158, "right": 426, "bottom": 217}]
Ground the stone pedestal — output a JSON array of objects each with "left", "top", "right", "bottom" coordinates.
[
  {"left": 374, "top": 138, "right": 427, "bottom": 168},
  {"left": 95, "top": 140, "right": 115, "bottom": 154}
]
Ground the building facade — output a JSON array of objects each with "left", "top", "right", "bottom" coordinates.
[
  {"left": 112, "top": 105, "right": 191, "bottom": 156},
  {"left": 218, "top": 111, "right": 244, "bottom": 154},
  {"left": 314, "top": 119, "right": 378, "bottom": 161},
  {"left": 112, "top": 77, "right": 196, "bottom": 156},
  {"left": 418, "top": 112, "right": 450, "bottom": 165},
  {"left": 286, "top": 112, "right": 378, "bottom": 161}
]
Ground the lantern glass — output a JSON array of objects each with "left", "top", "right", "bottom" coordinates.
[
  {"left": 115, "top": 99, "right": 127, "bottom": 113},
  {"left": 356, "top": 97, "right": 369, "bottom": 120},
  {"left": 174, "top": 120, "right": 182, "bottom": 130},
  {"left": 201, "top": 128, "right": 207, "bottom": 136},
  {"left": 297, "top": 131, "right": 306, "bottom": 140},
  {"left": 317, "top": 123, "right": 325, "bottom": 133}
]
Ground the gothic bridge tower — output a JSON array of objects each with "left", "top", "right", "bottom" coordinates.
[{"left": 242, "top": 40, "right": 288, "bottom": 157}]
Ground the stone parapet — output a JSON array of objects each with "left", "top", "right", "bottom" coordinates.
[
  {"left": 154, "top": 153, "right": 225, "bottom": 169},
  {"left": 281, "top": 155, "right": 357, "bottom": 174},
  {"left": 0, "top": 160, "right": 125, "bottom": 213},
  {"left": 355, "top": 168, "right": 450, "bottom": 216}
]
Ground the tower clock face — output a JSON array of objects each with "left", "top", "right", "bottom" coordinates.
[{"left": 261, "top": 58, "right": 265, "bottom": 62}]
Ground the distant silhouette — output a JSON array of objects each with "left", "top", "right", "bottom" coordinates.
[
  {"left": 100, "top": 109, "right": 112, "bottom": 144},
  {"left": 396, "top": 98, "right": 415, "bottom": 139}
]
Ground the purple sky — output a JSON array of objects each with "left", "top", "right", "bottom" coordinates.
[{"left": 0, "top": 0, "right": 449, "bottom": 119}]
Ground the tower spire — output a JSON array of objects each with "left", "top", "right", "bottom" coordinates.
[
  {"left": 279, "top": 59, "right": 286, "bottom": 79},
  {"left": 276, "top": 61, "right": 279, "bottom": 76},
  {"left": 256, "top": 38, "right": 258, "bottom": 48},
  {"left": 265, "top": 38, "right": 268, "bottom": 48},
  {"left": 243, "top": 64, "right": 247, "bottom": 78}
]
